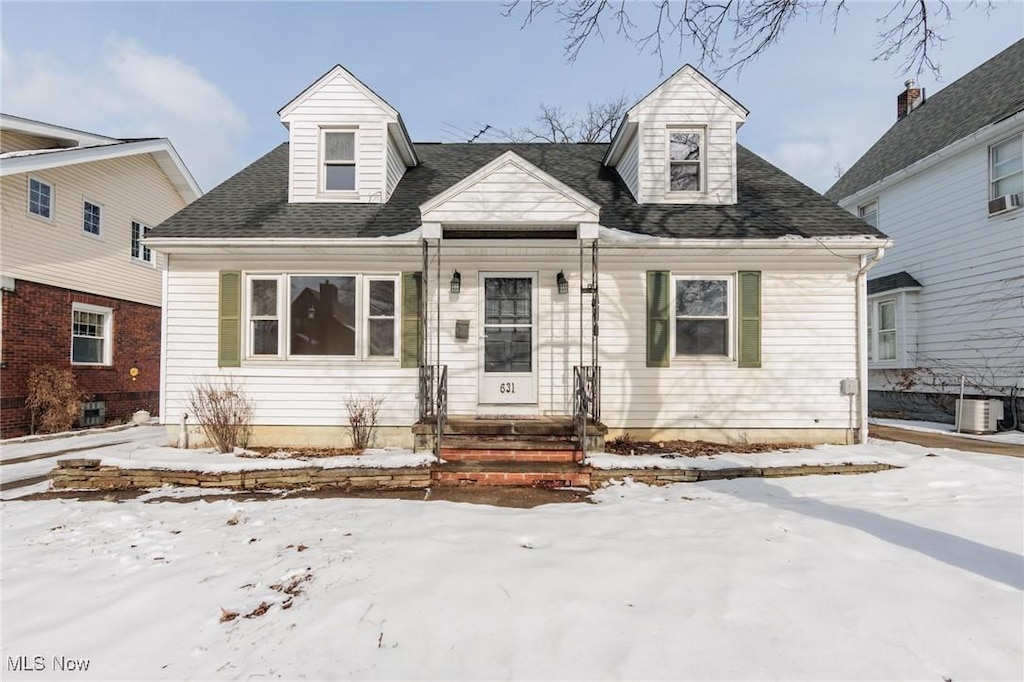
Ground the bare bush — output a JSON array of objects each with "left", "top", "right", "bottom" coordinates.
[
  {"left": 25, "top": 365, "right": 88, "bottom": 434},
  {"left": 188, "top": 377, "right": 255, "bottom": 453},
  {"left": 345, "top": 395, "right": 384, "bottom": 451}
]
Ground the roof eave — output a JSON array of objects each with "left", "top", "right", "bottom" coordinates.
[{"left": 833, "top": 109, "right": 1024, "bottom": 207}]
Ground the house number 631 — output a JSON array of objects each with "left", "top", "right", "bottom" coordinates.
[{"left": 499, "top": 382, "right": 516, "bottom": 394}]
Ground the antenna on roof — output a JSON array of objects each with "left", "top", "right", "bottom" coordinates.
[{"left": 468, "top": 124, "right": 492, "bottom": 143}]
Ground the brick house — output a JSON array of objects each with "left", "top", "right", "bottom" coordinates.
[{"left": 0, "top": 114, "right": 200, "bottom": 437}]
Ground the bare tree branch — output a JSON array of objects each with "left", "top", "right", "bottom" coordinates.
[
  {"left": 499, "top": 94, "right": 630, "bottom": 143},
  {"left": 503, "top": 0, "right": 997, "bottom": 78}
]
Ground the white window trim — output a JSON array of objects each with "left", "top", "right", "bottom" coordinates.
[
  {"left": 671, "top": 274, "right": 735, "bottom": 361},
  {"left": 867, "top": 290, "right": 917, "bottom": 369},
  {"left": 71, "top": 302, "right": 113, "bottom": 366},
  {"left": 131, "top": 220, "right": 154, "bottom": 265},
  {"left": 666, "top": 127, "right": 706, "bottom": 196},
  {"left": 858, "top": 199, "right": 879, "bottom": 228},
  {"left": 989, "top": 133, "right": 1023, "bottom": 201},
  {"left": 27, "top": 176, "right": 54, "bottom": 222},
  {"left": 243, "top": 272, "right": 400, "bottom": 363},
  {"left": 363, "top": 275, "right": 400, "bottom": 359},
  {"left": 82, "top": 197, "right": 103, "bottom": 239},
  {"left": 319, "top": 127, "right": 358, "bottom": 197},
  {"left": 246, "top": 275, "right": 285, "bottom": 359}
]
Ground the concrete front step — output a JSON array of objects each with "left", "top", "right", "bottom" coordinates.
[
  {"left": 432, "top": 461, "right": 590, "bottom": 488},
  {"left": 440, "top": 448, "right": 579, "bottom": 463},
  {"left": 413, "top": 416, "right": 607, "bottom": 438},
  {"left": 441, "top": 435, "right": 577, "bottom": 450}
]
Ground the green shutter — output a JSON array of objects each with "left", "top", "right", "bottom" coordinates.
[
  {"left": 647, "top": 271, "right": 670, "bottom": 367},
  {"left": 738, "top": 271, "right": 761, "bottom": 368},
  {"left": 401, "top": 271, "right": 422, "bottom": 368},
  {"left": 218, "top": 271, "right": 241, "bottom": 367}
]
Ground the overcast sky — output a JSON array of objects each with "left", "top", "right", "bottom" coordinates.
[{"left": 2, "top": 1, "right": 1021, "bottom": 193}]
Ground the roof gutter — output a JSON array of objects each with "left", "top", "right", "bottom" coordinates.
[
  {"left": 838, "top": 109, "right": 1024, "bottom": 208},
  {"left": 855, "top": 246, "right": 886, "bottom": 444}
]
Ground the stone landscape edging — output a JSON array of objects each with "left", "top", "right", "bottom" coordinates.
[{"left": 50, "top": 459, "right": 897, "bottom": 492}]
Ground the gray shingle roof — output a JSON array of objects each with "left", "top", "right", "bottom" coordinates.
[
  {"left": 152, "top": 142, "right": 885, "bottom": 240},
  {"left": 826, "top": 39, "right": 1024, "bottom": 201},
  {"left": 868, "top": 271, "right": 922, "bottom": 295}
]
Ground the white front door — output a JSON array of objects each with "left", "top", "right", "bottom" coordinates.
[{"left": 478, "top": 273, "right": 537, "bottom": 406}]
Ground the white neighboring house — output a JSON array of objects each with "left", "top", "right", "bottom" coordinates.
[
  {"left": 0, "top": 114, "right": 200, "bottom": 437},
  {"left": 827, "top": 39, "right": 1024, "bottom": 427},
  {"left": 148, "top": 64, "right": 890, "bottom": 450}
]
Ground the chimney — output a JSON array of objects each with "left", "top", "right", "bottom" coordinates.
[{"left": 897, "top": 80, "right": 923, "bottom": 121}]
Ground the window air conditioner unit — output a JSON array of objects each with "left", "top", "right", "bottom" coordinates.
[
  {"left": 955, "top": 398, "right": 1003, "bottom": 434},
  {"left": 988, "top": 192, "right": 1023, "bottom": 215}
]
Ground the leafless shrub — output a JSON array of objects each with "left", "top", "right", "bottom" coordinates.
[
  {"left": 25, "top": 365, "right": 88, "bottom": 434},
  {"left": 345, "top": 395, "right": 384, "bottom": 451},
  {"left": 188, "top": 377, "right": 255, "bottom": 453}
]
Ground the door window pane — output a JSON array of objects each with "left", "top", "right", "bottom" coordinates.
[{"left": 484, "top": 327, "right": 532, "bottom": 373}]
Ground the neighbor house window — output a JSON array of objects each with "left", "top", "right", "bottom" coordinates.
[
  {"left": 675, "top": 276, "right": 730, "bottom": 357},
  {"left": 71, "top": 303, "right": 112, "bottom": 365},
  {"left": 668, "top": 129, "right": 703, "bottom": 192},
  {"left": 131, "top": 221, "right": 152, "bottom": 263},
  {"left": 28, "top": 177, "right": 52, "bottom": 219},
  {"left": 323, "top": 130, "right": 356, "bottom": 191},
  {"left": 858, "top": 200, "right": 878, "bottom": 228},
  {"left": 248, "top": 277, "right": 281, "bottom": 357},
  {"left": 990, "top": 134, "right": 1023, "bottom": 199},
  {"left": 245, "top": 273, "right": 399, "bottom": 360},
  {"left": 869, "top": 298, "right": 897, "bottom": 362},
  {"left": 83, "top": 200, "right": 101, "bottom": 236}
]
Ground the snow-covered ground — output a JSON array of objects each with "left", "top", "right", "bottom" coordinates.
[
  {"left": 3, "top": 440, "right": 1022, "bottom": 681},
  {"left": 871, "top": 416, "right": 1024, "bottom": 445}
]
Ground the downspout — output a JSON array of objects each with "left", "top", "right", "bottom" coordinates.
[{"left": 856, "top": 247, "right": 886, "bottom": 444}]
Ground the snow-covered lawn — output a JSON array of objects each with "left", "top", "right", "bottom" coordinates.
[{"left": 2, "top": 441, "right": 1022, "bottom": 681}]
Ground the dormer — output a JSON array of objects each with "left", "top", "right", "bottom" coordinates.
[
  {"left": 604, "top": 65, "right": 748, "bottom": 205},
  {"left": 278, "top": 65, "right": 417, "bottom": 204}
]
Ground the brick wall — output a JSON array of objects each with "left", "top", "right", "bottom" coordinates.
[{"left": 1, "top": 279, "right": 161, "bottom": 437}]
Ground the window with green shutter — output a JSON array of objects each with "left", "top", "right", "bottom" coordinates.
[
  {"left": 218, "top": 271, "right": 241, "bottom": 367},
  {"left": 401, "top": 272, "right": 422, "bottom": 368},
  {"left": 737, "top": 271, "right": 761, "bottom": 368},
  {"left": 647, "top": 271, "right": 670, "bottom": 367}
]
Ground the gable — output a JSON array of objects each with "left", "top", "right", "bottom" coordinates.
[
  {"left": 420, "top": 151, "right": 601, "bottom": 225},
  {"left": 627, "top": 64, "right": 748, "bottom": 121}
]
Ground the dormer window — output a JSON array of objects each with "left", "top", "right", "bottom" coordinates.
[
  {"left": 668, "top": 129, "right": 703, "bottom": 192},
  {"left": 323, "top": 130, "right": 356, "bottom": 192}
]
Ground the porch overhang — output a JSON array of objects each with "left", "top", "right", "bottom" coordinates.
[{"left": 419, "top": 151, "right": 601, "bottom": 241}]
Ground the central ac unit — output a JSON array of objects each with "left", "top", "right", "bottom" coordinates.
[
  {"left": 955, "top": 398, "right": 1003, "bottom": 434},
  {"left": 988, "top": 192, "right": 1023, "bottom": 215}
]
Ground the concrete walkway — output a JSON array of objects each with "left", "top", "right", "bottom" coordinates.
[{"left": 869, "top": 424, "right": 1024, "bottom": 458}]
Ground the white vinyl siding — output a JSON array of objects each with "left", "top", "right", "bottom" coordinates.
[
  {"left": 421, "top": 160, "right": 597, "bottom": 225},
  {"left": 284, "top": 70, "right": 392, "bottom": 203},
  {"left": 630, "top": 69, "right": 743, "bottom": 205},
  {"left": 1, "top": 154, "right": 185, "bottom": 306},
  {"left": 164, "top": 249, "right": 861, "bottom": 435},
  {"left": 615, "top": 131, "right": 640, "bottom": 200},
  {"left": 385, "top": 131, "right": 407, "bottom": 201},
  {"left": 843, "top": 126, "right": 1024, "bottom": 394}
]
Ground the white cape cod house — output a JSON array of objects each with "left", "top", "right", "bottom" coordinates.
[{"left": 148, "top": 65, "right": 890, "bottom": 452}]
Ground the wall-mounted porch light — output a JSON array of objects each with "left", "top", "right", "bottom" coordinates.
[
  {"left": 450, "top": 270, "right": 462, "bottom": 294},
  {"left": 556, "top": 271, "right": 569, "bottom": 295}
]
